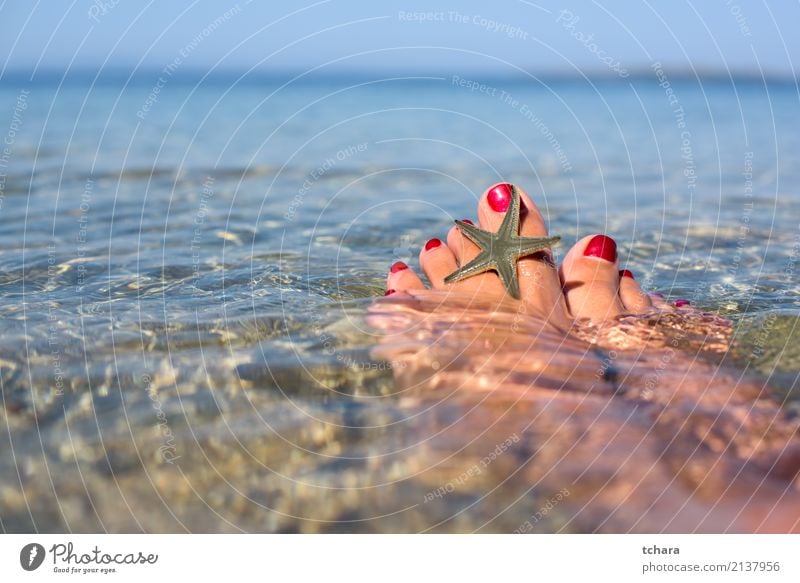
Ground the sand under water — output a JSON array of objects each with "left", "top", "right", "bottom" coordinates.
[{"left": 2, "top": 288, "right": 799, "bottom": 532}]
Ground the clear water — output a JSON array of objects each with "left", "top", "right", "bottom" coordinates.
[{"left": 1, "top": 74, "right": 799, "bottom": 532}]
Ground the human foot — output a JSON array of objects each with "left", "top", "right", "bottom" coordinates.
[
  {"left": 369, "top": 184, "right": 800, "bottom": 533},
  {"left": 384, "top": 182, "right": 653, "bottom": 327},
  {"left": 368, "top": 284, "right": 800, "bottom": 532}
]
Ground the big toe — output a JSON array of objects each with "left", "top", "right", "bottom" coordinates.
[
  {"left": 560, "top": 234, "right": 625, "bottom": 321},
  {"left": 476, "top": 182, "right": 568, "bottom": 323}
]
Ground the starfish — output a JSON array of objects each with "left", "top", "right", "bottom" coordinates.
[{"left": 444, "top": 186, "right": 561, "bottom": 299}]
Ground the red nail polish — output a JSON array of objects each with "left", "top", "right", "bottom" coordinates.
[
  {"left": 424, "top": 238, "right": 442, "bottom": 251},
  {"left": 461, "top": 219, "right": 474, "bottom": 225},
  {"left": 619, "top": 269, "right": 634, "bottom": 279},
  {"left": 487, "top": 183, "right": 513, "bottom": 213},
  {"left": 384, "top": 289, "right": 396, "bottom": 296},
  {"left": 583, "top": 235, "right": 617, "bottom": 262},
  {"left": 675, "top": 299, "right": 690, "bottom": 307},
  {"left": 390, "top": 261, "right": 408, "bottom": 273}
]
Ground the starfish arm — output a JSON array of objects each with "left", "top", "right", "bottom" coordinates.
[
  {"left": 513, "top": 235, "right": 562, "bottom": 257},
  {"left": 498, "top": 186, "right": 522, "bottom": 239},
  {"left": 494, "top": 255, "right": 521, "bottom": 299},
  {"left": 454, "top": 220, "right": 494, "bottom": 248},
  {"left": 443, "top": 251, "right": 496, "bottom": 284}
]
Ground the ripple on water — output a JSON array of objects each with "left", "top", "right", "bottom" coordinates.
[{"left": 3, "top": 81, "right": 800, "bottom": 532}]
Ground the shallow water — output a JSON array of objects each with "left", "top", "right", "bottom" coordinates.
[{"left": 1, "top": 75, "right": 799, "bottom": 532}]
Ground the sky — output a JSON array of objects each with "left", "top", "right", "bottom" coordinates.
[{"left": 0, "top": 0, "right": 797, "bottom": 79}]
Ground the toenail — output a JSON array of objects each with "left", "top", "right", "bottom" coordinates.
[
  {"left": 675, "top": 299, "right": 690, "bottom": 307},
  {"left": 487, "top": 183, "right": 513, "bottom": 213},
  {"left": 461, "top": 219, "right": 474, "bottom": 225},
  {"left": 424, "top": 238, "right": 442, "bottom": 251},
  {"left": 390, "top": 261, "right": 408, "bottom": 273},
  {"left": 384, "top": 289, "right": 396, "bottom": 296},
  {"left": 583, "top": 235, "right": 617, "bottom": 262},
  {"left": 619, "top": 269, "right": 634, "bottom": 279}
]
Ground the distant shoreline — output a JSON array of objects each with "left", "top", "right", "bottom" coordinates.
[{"left": 1, "top": 67, "right": 797, "bottom": 87}]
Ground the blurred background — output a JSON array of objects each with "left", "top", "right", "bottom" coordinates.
[{"left": 2, "top": 0, "right": 798, "bottom": 76}]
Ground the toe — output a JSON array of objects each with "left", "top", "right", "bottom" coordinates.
[
  {"left": 560, "top": 234, "right": 625, "bottom": 321},
  {"left": 386, "top": 260, "right": 425, "bottom": 295},
  {"left": 477, "top": 182, "right": 568, "bottom": 321},
  {"left": 446, "top": 221, "right": 506, "bottom": 295},
  {"left": 618, "top": 269, "right": 653, "bottom": 313},
  {"left": 478, "top": 182, "right": 547, "bottom": 234},
  {"left": 419, "top": 237, "right": 459, "bottom": 289},
  {"left": 446, "top": 220, "right": 479, "bottom": 266}
]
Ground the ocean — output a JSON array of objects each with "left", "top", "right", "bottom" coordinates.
[{"left": 1, "top": 72, "right": 798, "bottom": 532}]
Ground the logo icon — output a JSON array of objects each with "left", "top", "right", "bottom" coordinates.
[{"left": 20, "top": 543, "right": 46, "bottom": 571}]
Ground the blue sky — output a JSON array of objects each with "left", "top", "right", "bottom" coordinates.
[{"left": 1, "top": 1, "right": 797, "bottom": 77}]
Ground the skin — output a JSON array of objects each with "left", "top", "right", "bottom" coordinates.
[
  {"left": 385, "top": 182, "right": 652, "bottom": 325},
  {"left": 369, "top": 182, "right": 800, "bottom": 533},
  {"left": 442, "top": 186, "right": 561, "bottom": 300}
]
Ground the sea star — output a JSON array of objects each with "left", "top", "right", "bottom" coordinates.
[{"left": 443, "top": 185, "right": 561, "bottom": 299}]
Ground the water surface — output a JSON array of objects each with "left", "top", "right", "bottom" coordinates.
[{"left": 1, "top": 74, "right": 798, "bottom": 532}]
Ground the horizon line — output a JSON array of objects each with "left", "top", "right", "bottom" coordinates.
[{"left": 2, "top": 66, "right": 797, "bottom": 86}]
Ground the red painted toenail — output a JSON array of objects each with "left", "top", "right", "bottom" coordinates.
[
  {"left": 461, "top": 219, "right": 474, "bottom": 225},
  {"left": 424, "top": 238, "right": 442, "bottom": 251},
  {"left": 390, "top": 261, "right": 408, "bottom": 273},
  {"left": 675, "top": 299, "right": 690, "bottom": 307},
  {"left": 619, "top": 269, "right": 634, "bottom": 279},
  {"left": 583, "top": 235, "right": 617, "bottom": 262},
  {"left": 487, "top": 183, "right": 513, "bottom": 213},
  {"left": 384, "top": 289, "right": 396, "bottom": 296}
]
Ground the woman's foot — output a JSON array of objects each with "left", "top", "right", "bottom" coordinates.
[
  {"left": 385, "top": 182, "right": 653, "bottom": 327},
  {"left": 369, "top": 182, "right": 800, "bottom": 533}
]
